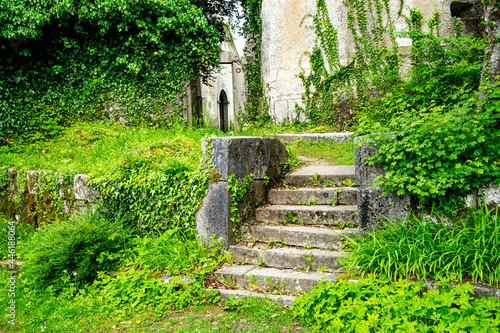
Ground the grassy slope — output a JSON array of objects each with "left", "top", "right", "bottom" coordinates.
[{"left": 0, "top": 122, "right": 355, "bottom": 175}]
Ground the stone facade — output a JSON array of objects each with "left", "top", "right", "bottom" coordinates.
[{"left": 260, "top": 0, "right": 483, "bottom": 123}]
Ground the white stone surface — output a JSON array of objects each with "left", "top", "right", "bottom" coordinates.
[
  {"left": 481, "top": 183, "right": 500, "bottom": 207},
  {"left": 261, "top": 0, "right": 469, "bottom": 123},
  {"left": 74, "top": 174, "right": 100, "bottom": 203}
]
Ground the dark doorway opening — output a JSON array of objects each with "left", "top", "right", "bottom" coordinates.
[{"left": 219, "top": 90, "right": 229, "bottom": 132}]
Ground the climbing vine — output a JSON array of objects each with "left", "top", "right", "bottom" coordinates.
[
  {"left": 299, "top": 0, "right": 484, "bottom": 133},
  {"left": 227, "top": 173, "right": 253, "bottom": 237},
  {"left": 297, "top": 0, "right": 399, "bottom": 130}
]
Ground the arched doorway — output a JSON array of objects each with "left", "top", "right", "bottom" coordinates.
[{"left": 219, "top": 90, "right": 229, "bottom": 132}]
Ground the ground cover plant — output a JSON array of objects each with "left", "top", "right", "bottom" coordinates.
[
  {"left": 341, "top": 204, "right": 500, "bottom": 286},
  {"left": 294, "top": 275, "right": 500, "bottom": 332}
]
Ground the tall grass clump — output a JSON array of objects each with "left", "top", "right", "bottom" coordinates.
[
  {"left": 341, "top": 205, "right": 500, "bottom": 286},
  {"left": 134, "top": 228, "right": 230, "bottom": 277}
]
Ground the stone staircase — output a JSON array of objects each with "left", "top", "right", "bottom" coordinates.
[{"left": 214, "top": 165, "right": 359, "bottom": 299}]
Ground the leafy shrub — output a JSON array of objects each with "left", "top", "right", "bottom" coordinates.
[
  {"left": 367, "top": 82, "right": 500, "bottom": 212},
  {"left": 341, "top": 205, "right": 500, "bottom": 286},
  {"left": 294, "top": 275, "right": 500, "bottom": 332},
  {"left": 134, "top": 228, "right": 230, "bottom": 276},
  {"left": 20, "top": 209, "right": 132, "bottom": 291}
]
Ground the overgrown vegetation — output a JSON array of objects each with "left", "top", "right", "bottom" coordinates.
[
  {"left": 239, "top": 0, "right": 270, "bottom": 124},
  {"left": 294, "top": 275, "right": 500, "bottom": 332},
  {"left": 0, "top": 0, "right": 240, "bottom": 145},
  {"left": 341, "top": 205, "right": 500, "bottom": 286},
  {"left": 368, "top": 83, "right": 500, "bottom": 213},
  {"left": 19, "top": 208, "right": 131, "bottom": 291},
  {"left": 299, "top": 0, "right": 498, "bottom": 212}
]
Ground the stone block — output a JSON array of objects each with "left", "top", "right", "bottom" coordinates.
[
  {"left": 197, "top": 137, "right": 289, "bottom": 247},
  {"left": 357, "top": 187, "right": 411, "bottom": 231},
  {"left": 208, "top": 137, "right": 288, "bottom": 183},
  {"left": 355, "top": 136, "right": 386, "bottom": 187},
  {"left": 479, "top": 182, "right": 500, "bottom": 209},
  {"left": 196, "top": 182, "right": 232, "bottom": 246},
  {"left": 74, "top": 174, "right": 100, "bottom": 203}
]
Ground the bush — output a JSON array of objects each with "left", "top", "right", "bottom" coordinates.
[
  {"left": 340, "top": 205, "right": 500, "bottom": 286},
  {"left": 20, "top": 209, "right": 132, "bottom": 291},
  {"left": 366, "top": 82, "right": 500, "bottom": 213},
  {"left": 294, "top": 275, "right": 500, "bottom": 332}
]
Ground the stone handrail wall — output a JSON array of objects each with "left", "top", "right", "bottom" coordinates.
[{"left": 196, "top": 137, "right": 288, "bottom": 247}]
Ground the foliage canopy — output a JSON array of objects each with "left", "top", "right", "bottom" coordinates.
[{"left": 0, "top": 0, "right": 222, "bottom": 144}]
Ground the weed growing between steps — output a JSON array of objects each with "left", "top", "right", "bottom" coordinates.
[
  {"left": 340, "top": 205, "right": 500, "bottom": 286},
  {"left": 294, "top": 275, "right": 500, "bottom": 332}
]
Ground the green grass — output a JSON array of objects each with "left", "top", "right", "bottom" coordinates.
[
  {"left": 0, "top": 264, "right": 305, "bottom": 332},
  {"left": 289, "top": 140, "right": 355, "bottom": 166},
  {"left": 0, "top": 122, "right": 218, "bottom": 177},
  {"left": 341, "top": 205, "right": 500, "bottom": 286},
  {"left": 0, "top": 121, "right": 352, "bottom": 177}
]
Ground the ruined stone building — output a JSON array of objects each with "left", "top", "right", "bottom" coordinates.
[
  {"left": 260, "top": 0, "right": 483, "bottom": 123},
  {"left": 186, "top": 28, "right": 246, "bottom": 132}
]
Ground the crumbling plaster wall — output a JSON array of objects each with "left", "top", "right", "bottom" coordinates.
[{"left": 261, "top": 0, "right": 481, "bottom": 124}]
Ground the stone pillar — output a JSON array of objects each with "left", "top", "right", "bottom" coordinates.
[
  {"left": 355, "top": 135, "right": 411, "bottom": 231},
  {"left": 196, "top": 137, "right": 288, "bottom": 246}
]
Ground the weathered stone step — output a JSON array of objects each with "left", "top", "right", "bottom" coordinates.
[
  {"left": 215, "top": 265, "right": 342, "bottom": 293},
  {"left": 216, "top": 289, "right": 296, "bottom": 306},
  {"left": 229, "top": 245, "right": 346, "bottom": 271},
  {"left": 269, "top": 187, "right": 357, "bottom": 205},
  {"left": 275, "top": 132, "right": 354, "bottom": 144},
  {"left": 243, "top": 224, "right": 358, "bottom": 250},
  {"left": 256, "top": 205, "right": 358, "bottom": 226},
  {"left": 284, "top": 165, "right": 356, "bottom": 187}
]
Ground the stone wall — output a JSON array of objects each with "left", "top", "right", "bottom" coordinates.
[
  {"left": 261, "top": 0, "right": 483, "bottom": 123},
  {"left": 355, "top": 135, "right": 500, "bottom": 230},
  {"left": 0, "top": 169, "right": 99, "bottom": 224}
]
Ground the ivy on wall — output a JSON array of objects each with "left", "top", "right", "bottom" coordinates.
[{"left": 296, "top": 0, "right": 399, "bottom": 130}]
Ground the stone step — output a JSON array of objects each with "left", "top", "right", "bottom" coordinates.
[
  {"left": 243, "top": 224, "right": 358, "bottom": 250},
  {"left": 284, "top": 165, "right": 356, "bottom": 187},
  {"left": 275, "top": 132, "right": 354, "bottom": 145},
  {"left": 216, "top": 289, "right": 296, "bottom": 306},
  {"left": 229, "top": 245, "right": 346, "bottom": 271},
  {"left": 215, "top": 265, "right": 342, "bottom": 293},
  {"left": 269, "top": 187, "right": 357, "bottom": 206},
  {"left": 256, "top": 205, "right": 358, "bottom": 226}
]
